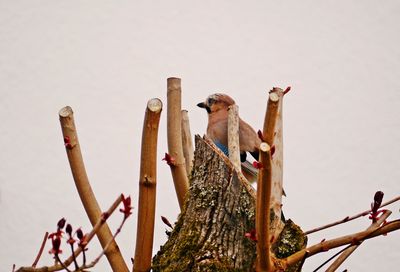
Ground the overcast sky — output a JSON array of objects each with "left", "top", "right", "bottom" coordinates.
[{"left": 1, "top": 1, "right": 399, "bottom": 271}]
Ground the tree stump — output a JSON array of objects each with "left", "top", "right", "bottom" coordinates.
[{"left": 152, "top": 135, "right": 306, "bottom": 271}]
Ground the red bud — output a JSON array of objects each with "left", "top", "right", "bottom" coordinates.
[{"left": 57, "top": 218, "right": 66, "bottom": 230}]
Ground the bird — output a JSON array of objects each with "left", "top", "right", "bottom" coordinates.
[
  {"left": 197, "top": 93, "right": 261, "bottom": 162},
  {"left": 198, "top": 93, "right": 286, "bottom": 220}
]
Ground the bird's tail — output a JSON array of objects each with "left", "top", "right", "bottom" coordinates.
[
  {"left": 241, "top": 160, "right": 286, "bottom": 197},
  {"left": 241, "top": 160, "right": 258, "bottom": 184}
]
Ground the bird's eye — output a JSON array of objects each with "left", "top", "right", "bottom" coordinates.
[{"left": 207, "top": 98, "right": 215, "bottom": 105}]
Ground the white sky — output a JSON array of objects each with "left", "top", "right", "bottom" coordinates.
[{"left": 1, "top": 1, "right": 399, "bottom": 271}]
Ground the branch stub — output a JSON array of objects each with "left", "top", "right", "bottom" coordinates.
[{"left": 147, "top": 98, "right": 163, "bottom": 113}]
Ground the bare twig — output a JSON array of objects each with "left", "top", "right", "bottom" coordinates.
[
  {"left": 285, "top": 219, "right": 400, "bottom": 267},
  {"left": 181, "top": 110, "right": 194, "bottom": 176},
  {"left": 313, "top": 245, "right": 353, "bottom": 272},
  {"left": 54, "top": 255, "right": 71, "bottom": 272},
  {"left": 283, "top": 86, "right": 292, "bottom": 95},
  {"left": 58, "top": 106, "right": 128, "bottom": 272},
  {"left": 16, "top": 195, "right": 124, "bottom": 272},
  {"left": 166, "top": 78, "right": 189, "bottom": 210},
  {"left": 305, "top": 195, "right": 400, "bottom": 235},
  {"left": 133, "top": 98, "right": 162, "bottom": 272},
  {"left": 74, "top": 194, "right": 123, "bottom": 260},
  {"left": 32, "top": 232, "right": 49, "bottom": 267},
  {"left": 69, "top": 241, "right": 78, "bottom": 270},
  {"left": 85, "top": 215, "right": 130, "bottom": 270},
  {"left": 325, "top": 210, "right": 392, "bottom": 272},
  {"left": 256, "top": 142, "right": 273, "bottom": 271},
  {"left": 380, "top": 195, "right": 400, "bottom": 208},
  {"left": 228, "top": 104, "right": 241, "bottom": 171}
]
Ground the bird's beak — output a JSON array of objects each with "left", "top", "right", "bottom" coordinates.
[
  {"left": 197, "top": 102, "right": 211, "bottom": 113},
  {"left": 197, "top": 102, "right": 206, "bottom": 108}
]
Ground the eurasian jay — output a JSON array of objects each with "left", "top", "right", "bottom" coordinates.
[
  {"left": 198, "top": 93, "right": 287, "bottom": 218},
  {"left": 197, "top": 93, "right": 261, "bottom": 162}
]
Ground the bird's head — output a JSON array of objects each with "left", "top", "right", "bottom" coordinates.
[{"left": 197, "top": 93, "right": 235, "bottom": 114}]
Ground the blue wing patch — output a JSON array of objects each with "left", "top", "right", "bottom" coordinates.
[{"left": 214, "top": 140, "right": 229, "bottom": 157}]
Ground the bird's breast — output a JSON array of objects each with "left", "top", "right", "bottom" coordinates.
[{"left": 207, "top": 118, "right": 229, "bottom": 147}]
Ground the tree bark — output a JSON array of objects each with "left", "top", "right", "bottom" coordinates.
[
  {"left": 153, "top": 136, "right": 307, "bottom": 271},
  {"left": 153, "top": 135, "right": 256, "bottom": 271}
]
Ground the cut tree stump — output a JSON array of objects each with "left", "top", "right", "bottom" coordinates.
[{"left": 152, "top": 135, "right": 306, "bottom": 272}]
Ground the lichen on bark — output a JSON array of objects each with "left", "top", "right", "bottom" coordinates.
[{"left": 272, "top": 220, "right": 308, "bottom": 272}]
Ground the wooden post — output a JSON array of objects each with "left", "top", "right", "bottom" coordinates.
[{"left": 133, "top": 99, "right": 162, "bottom": 272}]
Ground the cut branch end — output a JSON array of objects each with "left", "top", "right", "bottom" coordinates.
[
  {"left": 147, "top": 98, "right": 163, "bottom": 113},
  {"left": 59, "top": 106, "right": 73, "bottom": 118},
  {"left": 269, "top": 92, "right": 279, "bottom": 103},
  {"left": 260, "top": 142, "right": 271, "bottom": 153}
]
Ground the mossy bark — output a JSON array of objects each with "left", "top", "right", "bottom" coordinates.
[
  {"left": 152, "top": 136, "right": 306, "bottom": 271},
  {"left": 271, "top": 220, "right": 308, "bottom": 272}
]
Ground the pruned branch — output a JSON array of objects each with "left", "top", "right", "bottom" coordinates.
[
  {"left": 181, "top": 110, "right": 194, "bottom": 176},
  {"left": 133, "top": 98, "right": 162, "bottom": 272},
  {"left": 256, "top": 142, "right": 273, "bottom": 271},
  {"left": 228, "top": 104, "right": 241, "bottom": 171},
  {"left": 263, "top": 91, "right": 280, "bottom": 145},
  {"left": 166, "top": 78, "right": 189, "bottom": 210},
  {"left": 58, "top": 106, "right": 128, "bottom": 272},
  {"left": 256, "top": 89, "right": 284, "bottom": 271},
  {"left": 264, "top": 88, "right": 285, "bottom": 238}
]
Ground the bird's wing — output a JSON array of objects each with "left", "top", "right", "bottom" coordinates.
[{"left": 238, "top": 118, "right": 261, "bottom": 154}]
